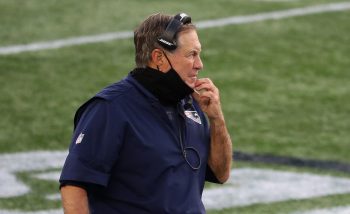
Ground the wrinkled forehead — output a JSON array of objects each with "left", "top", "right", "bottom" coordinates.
[{"left": 177, "top": 30, "right": 202, "bottom": 52}]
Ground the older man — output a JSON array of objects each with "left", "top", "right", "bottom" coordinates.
[{"left": 60, "top": 12, "right": 232, "bottom": 214}]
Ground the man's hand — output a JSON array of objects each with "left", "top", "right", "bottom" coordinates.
[
  {"left": 192, "top": 78, "right": 223, "bottom": 120},
  {"left": 192, "top": 78, "right": 233, "bottom": 183}
]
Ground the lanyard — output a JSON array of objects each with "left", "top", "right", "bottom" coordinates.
[{"left": 177, "top": 102, "right": 202, "bottom": 170}]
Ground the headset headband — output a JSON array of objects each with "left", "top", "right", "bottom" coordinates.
[{"left": 157, "top": 13, "right": 192, "bottom": 51}]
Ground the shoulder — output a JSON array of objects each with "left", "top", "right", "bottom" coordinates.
[
  {"left": 95, "top": 77, "right": 134, "bottom": 101},
  {"left": 73, "top": 76, "right": 138, "bottom": 127}
]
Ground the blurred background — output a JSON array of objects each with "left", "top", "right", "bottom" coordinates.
[{"left": 0, "top": 0, "right": 349, "bottom": 213}]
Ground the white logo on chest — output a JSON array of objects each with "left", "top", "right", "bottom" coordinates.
[{"left": 184, "top": 110, "right": 202, "bottom": 124}]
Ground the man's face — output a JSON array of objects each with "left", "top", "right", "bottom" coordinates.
[{"left": 165, "top": 29, "right": 203, "bottom": 89}]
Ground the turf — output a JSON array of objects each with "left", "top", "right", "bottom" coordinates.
[
  {"left": 200, "top": 10, "right": 350, "bottom": 162},
  {"left": 0, "top": 0, "right": 349, "bottom": 213}
]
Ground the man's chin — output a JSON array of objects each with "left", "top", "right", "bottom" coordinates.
[
  {"left": 185, "top": 79, "right": 197, "bottom": 89},
  {"left": 186, "top": 83, "right": 196, "bottom": 90}
]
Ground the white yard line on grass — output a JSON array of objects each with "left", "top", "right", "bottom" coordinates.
[
  {"left": 0, "top": 2, "right": 350, "bottom": 55},
  {"left": 0, "top": 151, "right": 67, "bottom": 198},
  {"left": 202, "top": 168, "right": 350, "bottom": 210},
  {"left": 291, "top": 206, "right": 350, "bottom": 214},
  {"left": 195, "top": 2, "right": 350, "bottom": 29},
  {"left": 255, "top": 0, "right": 300, "bottom": 2},
  {"left": 0, "top": 31, "right": 133, "bottom": 56}
]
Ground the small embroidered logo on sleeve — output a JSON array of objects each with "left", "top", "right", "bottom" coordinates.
[{"left": 75, "top": 133, "right": 85, "bottom": 144}]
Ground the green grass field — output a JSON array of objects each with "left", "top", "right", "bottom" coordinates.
[{"left": 1, "top": 0, "right": 350, "bottom": 213}]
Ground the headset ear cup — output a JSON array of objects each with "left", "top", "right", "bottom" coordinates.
[
  {"left": 157, "top": 19, "right": 181, "bottom": 50},
  {"left": 157, "top": 13, "right": 192, "bottom": 51},
  {"left": 174, "top": 13, "right": 191, "bottom": 24}
]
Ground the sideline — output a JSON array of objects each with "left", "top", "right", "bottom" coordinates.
[
  {"left": 234, "top": 151, "right": 350, "bottom": 173},
  {"left": 1, "top": 151, "right": 350, "bottom": 213},
  {"left": 1, "top": 2, "right": 350, "bottom": 55}
]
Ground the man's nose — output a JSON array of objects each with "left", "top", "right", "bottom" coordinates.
[{"left": 194, "top": 56, "right": 203, "bottom": 70}]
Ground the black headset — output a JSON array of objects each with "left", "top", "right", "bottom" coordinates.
[{"left": 157, "top": 13, "right": 192, "bottom": 51}]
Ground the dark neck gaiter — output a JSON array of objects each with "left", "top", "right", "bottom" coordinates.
[{"left": 130, "top": 67, "right": 194, "bottom": 105}]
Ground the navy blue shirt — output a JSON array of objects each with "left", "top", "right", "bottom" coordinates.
[{"left": 60, "top": 74, "right": 218, "bottom": 213}]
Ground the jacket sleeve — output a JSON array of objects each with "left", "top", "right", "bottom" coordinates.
[{"left": 60, "top": 98, "right": 126, "bottom": 187}]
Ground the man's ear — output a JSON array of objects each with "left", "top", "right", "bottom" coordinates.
[{"left": 151, "top": 49, "right": 164, "bottom": 66}]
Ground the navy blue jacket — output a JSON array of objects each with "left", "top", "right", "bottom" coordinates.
[{"left": 60, "top": 74, "right": 218, "bottom": 213}]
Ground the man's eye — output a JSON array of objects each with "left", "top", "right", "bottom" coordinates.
[{"left": 191, "top": 52, "right": 198, "bottom": 57}]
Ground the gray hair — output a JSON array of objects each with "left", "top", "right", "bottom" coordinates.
[{"left": 133, "top": 13, "right": 196, "bottom": 68}]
